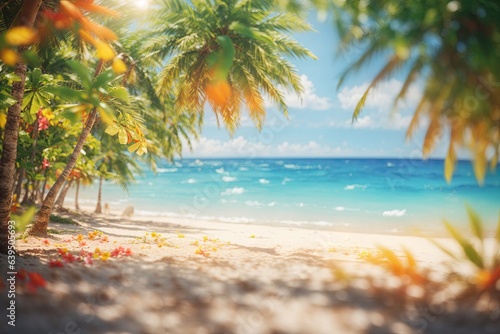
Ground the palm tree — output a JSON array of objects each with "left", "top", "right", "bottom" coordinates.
[
  {"left": 147, "top": 0, "right": 316, "bottom": 132},
  {"left": 93, "top": 136, "right": 141, "bottom": 214},
  {"left": 335, "top": 0, "right": 500, "bottom": 184},
  {"left": 0, "top": 0, "right": 118, "bottom": 248},
  {"left": 0, "top": 0, "right": 44, "bottom": 253}
]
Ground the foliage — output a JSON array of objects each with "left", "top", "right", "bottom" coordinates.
[
  {"left": 147, "top": 0, "right": 316, "bottom": 133},
  {"left": 431, "top": 207, "right": 500, "bottom": 294},
  {"left": 49, "top": 214, "right": 78, "bottom": 225},
  {"left": 11, "top": 206, "right": 36, "bottom": 233},
  {"left": 334, "top": 0, "right": 500, "bottom": 184}
]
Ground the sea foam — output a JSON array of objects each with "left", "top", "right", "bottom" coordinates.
[{"left": 382, "top": 209, "right": 407, "bottom": 217}]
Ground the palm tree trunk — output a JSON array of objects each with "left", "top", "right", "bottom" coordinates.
[
  {"left": 95, "top": 175, "right": 103, "bottom": 213},
  {"left": 40, "top": 169, "right": 49, "bottom": 201},
  {"left": 55, "top": 179, "right": 73, "bottom": 209},
  {"left": 75, "top": 180, "right": 80, "bottom": 211},
  {"left": 0, "top": 0, "right": 43, "bottom": 253},
  {"left": 28, "top": 60, "right": 104, "bottom": 236},
  {"left": 28, "top": 110, "right": 99, "bottom": 236},
  {"left": 14, "top": 168, "right": 24, "bottom": 200}
]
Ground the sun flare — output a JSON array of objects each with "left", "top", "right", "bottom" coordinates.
[{"left": 134, "top": 0, "right": 149, "bottom": 9}]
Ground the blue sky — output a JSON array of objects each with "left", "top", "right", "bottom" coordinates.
[{"left": 183, "top": 12, "right": 459, "bottom": 159}]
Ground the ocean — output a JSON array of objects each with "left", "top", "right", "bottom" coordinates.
[{"left": 71, "top": 158, "right": 500, "bottom": 236}]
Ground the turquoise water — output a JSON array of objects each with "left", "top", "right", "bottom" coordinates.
[{"left": 72, "top": 158, "right": 500, "bottom": 235}]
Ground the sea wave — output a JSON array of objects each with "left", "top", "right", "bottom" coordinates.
[
  {"left": 284, "top": 164, "right": 300, "bottom": 169},
  {"left": 344, "top": 184, "right": 367, "bottom": 190},
  {"left": 239, "top": 167, "right": 248, "bottom": 171},
  {"left": 221, "top": 187, "right": 245, "bottom": 195},
  {"left": 157, "top": 168, "right": 178, "bottom": 173},
  {"left": 259, "top": 178, "right": 270, "bottom": 184},
  {"left": 215, "top": 167, "right": 228, "bottom": 175},
  {"left": 245, "top": 200, "right": 261, "bottom": 207},
  {"left": 382, "top": 209, "right": 407, "bottom": 217},
  {"left": 222, "top": 176, "right": 237, "bottom": 182},
  {"left": 281, "top": 177, "right": 292, "bottom": 185},
  {"left": 181, "top": 178, "right": 196, "bottom": 184}
]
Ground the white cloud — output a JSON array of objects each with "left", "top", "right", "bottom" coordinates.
[
  {"left": 276, "top": 140, "right": 349, "bottom": 156},
  {"left": 267, "top": 74, "right": 332, "bottom": 111},
  {"left": 338, "top": 78, "right": 421, "bottom": 112},
  {"left": 186, "top": 136, "right": 271, "bottom": 157},
  {"left": 335, "top": 79, "right": 423, "bottom": 130},
  {"left": 183, "top": 137, "right": 351, "bottom": 157}
]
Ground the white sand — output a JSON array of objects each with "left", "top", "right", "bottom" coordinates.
[{"left": 1, "top": 208, "right": 497, "bottom": 334}]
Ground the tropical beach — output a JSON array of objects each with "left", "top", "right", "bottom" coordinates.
[
  {"left": 4, "top": 209, "right": 499, "bottom": 334},
  {"left": 1, "top": 0, "right": 500, "bottom": 333}
]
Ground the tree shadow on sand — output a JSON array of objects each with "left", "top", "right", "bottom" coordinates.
[{"left": 1, "top": 249, "right": 499, "bottom": 334}]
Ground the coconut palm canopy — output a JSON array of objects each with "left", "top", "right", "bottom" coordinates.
[
  {"left": 147, "top": 0, "right": 316, "bottom": 133},
  {"left": 335, "top": 0, "right": 500, "bottom": 183}
]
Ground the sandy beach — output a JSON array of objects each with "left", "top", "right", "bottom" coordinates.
[{"left": 1, "top": 209, "right": 498, "bottom": 334}]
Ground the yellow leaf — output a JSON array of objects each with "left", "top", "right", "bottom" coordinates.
[
  {"left": 444, "top": 145, "right": 455, "bottom": 183},
  {"left": 98, "top": 106, "right": 115, "bottom": 125},
  {"left": 78, "top": 29, "right": 96, "bottom": 44},
  {"left": 105, "top": 123, "right": 120, "bottom": 136},
  {"left": 5, "top": 27, "right": 37, "bottom": 46},
  {"left": 0, "top": 112, "right": 6, "bottom": 128},
  {"left": 473, "top": 152, "right": 487, "bottom": 186},
  {"left": 0, "top": 49, "right": 18, "bottom": 66},
  {"left": 95, "top": 40, "right": 115, "bottom": 61},
  {"left": 118, "top": 128, "right": 128, "bottom": 144},
  {"left": 112, "top": 58, "right": 127, "bottom": 74},
  {"left": 423, "top": 117, "right": 440, "bottom": 157},
  {"left": 127, "top": 141, "right": 140, "bottom": 153}
]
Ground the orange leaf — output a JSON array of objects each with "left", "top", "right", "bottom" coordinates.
[
  {"left": 205, "top": 80, "right": 232, "bottom": 106},
  {"left": 5, "top": 27, "right": 37, "bottom": 46},
  {"left": 81, "top": 18, "right": 117, "bottom": 41},
  {"left": 75, "top": 1, "right": 119, "bottom": 17},
  {"left": 60, "top": 1, "right": 83, "bottom": 20},
  {"left": 78, "top": 29, "right": 96, "bottom": 44}
]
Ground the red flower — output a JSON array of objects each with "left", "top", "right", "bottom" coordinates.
[
  {"left": 48, "top": 260, "right": 64, "bottom": 268},
  {"left": 62, "top": 253, "right": 76, "bottom": 263},
  {"left": 38, "top": 116, "right": 49, "bottom": 131},
  {"left": 43, "top": 239, "right": 50, "bottom": 245},
  {"left": 41, "top": 158, "right": 50, "bottom": 170},
  {"left": 16, "top": 269, "right": 27, "bottom": 281},
  {"left": 125, "top": 248, "right": 132, "bottom": 256},
  {"left": 26, "top": 272, "right": 47, "bottom": 293},
  {"left": 57, "top": 248, "right": 68, "bottom": 255}
]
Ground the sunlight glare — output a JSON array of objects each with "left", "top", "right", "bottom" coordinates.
[{"left": 135, "top": 0, "right": 149, "bottom": 9}]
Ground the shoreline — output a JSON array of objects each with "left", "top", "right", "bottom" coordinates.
[
  {"left": 59, "top": 200, "right": 472, "bottom": 238},
  {"left": 69, "top": 202, "right": 491, "bottom": 239}
]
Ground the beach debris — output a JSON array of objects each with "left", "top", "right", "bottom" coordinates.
[
  {"left": 193, "top": 235, "right": 230, "bottom": 256},
  {"left": 134, "top": 232, "right": 174, "bottom": 248},
  {"left": 121, "top": 206, "right": 135, "bottom": 218}
]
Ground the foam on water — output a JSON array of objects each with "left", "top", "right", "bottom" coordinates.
[{"left": 71, "top": 158, "right": 500, "bottom": 235}]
